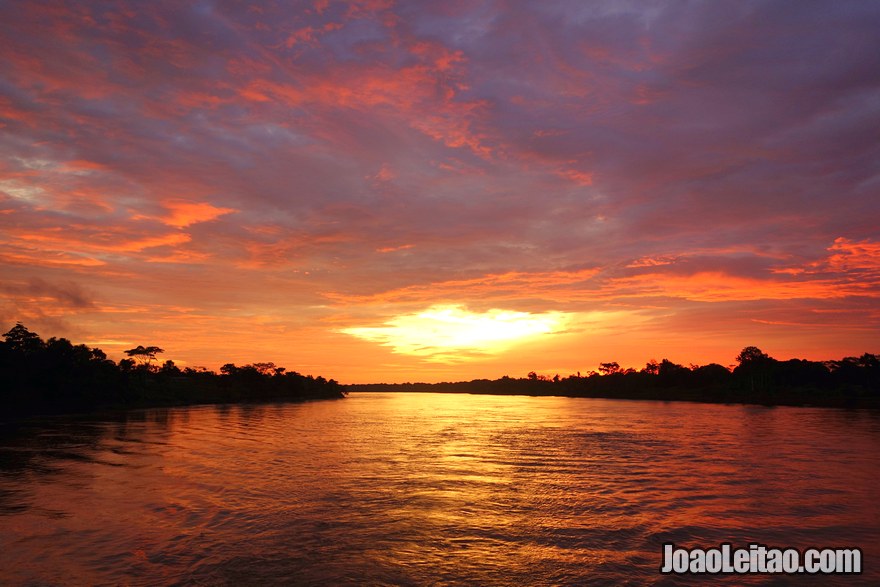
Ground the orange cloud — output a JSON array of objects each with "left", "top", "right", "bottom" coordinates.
[
  {"left": 111, "top": 232, "right": 193, "bottom": 253},
  {"left": 768, "top": 238, "right": 880, "bottom": 277},
  {"left": 557, "top": 168, "right": 594, "bottom": 186},
  {"left": 143, "top": 249, "right": 212, "bottom": 264},
  {"left": 160, "top": 200, "right": 237, "bottom": 228},
  {"left": 14, "top": 228, "right": 191, "bottom": 254},
  {"left": 0, "top": 246, "right": 105, "bottom": 267},
  {"left": 596, "top": 271, "right": 866, "bottom": 303},
  {"left": 376, "top": 244, "right": 414, "bottom": 253},
  {"left": 827, "top": 237, "right": 880, "bottom": 271},
  {"left": 325, "top": 268, "right": 602, "bottom": 305},
  {"left": 588, "top": 240, "right": 880, "bottom": 303}
]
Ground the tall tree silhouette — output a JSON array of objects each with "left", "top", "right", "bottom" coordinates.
[
  {"left": 4, "top": 323, "right": 44, "bottom": 353},
  {"left": 734, "top": 346, "right": 774, "bottom": 393},
  {"left": 124, "top": 345, "right": 165, "bottom": 367},
  {"left": 598, "top": 362, "right": 621, "bottom": 375},
  {"left": 736, "top": 346, "right": 770, "bottom": 365}
]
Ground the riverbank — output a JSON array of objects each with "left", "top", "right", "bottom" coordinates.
[
  {"left": 346, "top": 377, "right": 880, "bottom": 409},
  {"left": 347, "top": 349, "right": 879, "bottom": 409}
]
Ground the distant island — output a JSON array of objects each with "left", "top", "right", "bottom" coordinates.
[
  {"left": 1, "top": 323, "right": 345, "bottom": 419},
  {"left": 348, "top": 347, "right": 880, "bottom": 409}
]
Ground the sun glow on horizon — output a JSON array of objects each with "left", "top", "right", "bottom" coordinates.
[{"left": 341, "top": 305, "right": 572, "bottom": 362}]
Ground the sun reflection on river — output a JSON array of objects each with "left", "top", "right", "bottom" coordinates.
[{"left": 1, "top": 393, "right": 878, "bottom": 585}]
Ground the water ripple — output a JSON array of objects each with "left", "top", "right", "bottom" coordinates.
[{"left": 0, "top": 394, "right": 878, "bottom": 585}]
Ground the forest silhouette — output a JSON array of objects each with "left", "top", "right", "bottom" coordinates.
[
  {"left": 1, "top": 323, "right": 345, "bottom": 418},
  {"left": 2, "top": 323, "right": 878, "bottom": 418},
  {"left": 349, "top": 347, "right": 880, "bottom": 408}
]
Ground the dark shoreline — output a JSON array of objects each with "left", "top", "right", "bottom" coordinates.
[
  {"left": 345, "top": 348, "right": 879, "bottom": 409},
  {"left": 2, "top": 369, "right": 347, "bottom": 422},
  {"left": 345, "top": 379, "right": 880, "bottom": 410}
]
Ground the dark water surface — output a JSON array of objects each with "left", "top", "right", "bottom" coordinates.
[{"left": 0, "top": 392, "right": 878, "bottom": 585}]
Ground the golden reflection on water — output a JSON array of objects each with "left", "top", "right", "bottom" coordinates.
[{"left": 0, "top": 393, "right": 878, "bottom": 586}]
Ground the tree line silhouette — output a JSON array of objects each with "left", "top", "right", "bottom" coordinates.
[
  {"left": 349, "top": 346, "right": 880, "bottom": 408},
  {"left": 3, "top": 322, "right": 877, "bottom": 415},
  {"left": 1, "top": 323, "right": 345, "bottom": 418}
]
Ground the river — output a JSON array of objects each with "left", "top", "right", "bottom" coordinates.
[{"left": 1, "top": 392, "right": 878, "bottom": 585}]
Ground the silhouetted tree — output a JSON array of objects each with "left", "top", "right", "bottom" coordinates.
[
  {"left": 657, "top": 359, "right": 689, "bottom": 387},
  {"left": 4, "top": 323, "right": 44, "bottom": 353},
  {"left": 124, "top": 345, "right": 165, "bottom": 367},
  {"left": 736, "top": 346, "right": 770, "bottom": 365},
  {"left": 160, "top": 360, "right": 181, "bottom": 376},
  {"left": 691, "top": 363, "right": 732, "bottom": 390},
  {"left": 734, "top": 346, "right": 776, "bottom": 394},
  {"left": 828, "top": 353, "right": 880, "bottom": 392},
  {"left": 598, "top": 361, "right": 621, "bottom": 375},
  {"left": 251, "top": 362, "right": 283, "bottom": 376},
  {"left": 773, "top": 359, "right": 829, "bottom": 390}
]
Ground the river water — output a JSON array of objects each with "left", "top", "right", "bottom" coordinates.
[{"left": 0, "top": 392, "right": 878, "bottom": 585}]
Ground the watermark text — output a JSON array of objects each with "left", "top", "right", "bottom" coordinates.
[{"left": 660, "top": 542, "right": 862, "bottom": 575}]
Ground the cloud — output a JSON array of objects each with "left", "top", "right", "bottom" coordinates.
[
  {"left": 0, "top": 276, "right": 97, "bottom": 338},
  {"left": 159, "top": 200, "right": 237, "bottom": 228},
  {"left": 324, "top": 268, "right": 601, "bottom": 306},
  {"left": 826, "top": 237, "right": 880, "bottom": 272},
  {"left": 0, "top": 1, "right": 878, "bottom": 380},
  {"left": 0, "top": 277, "right": 94, "bottom": 309},
  {"left": 326, "top": 237, "right": 880, "bottom": 313}
]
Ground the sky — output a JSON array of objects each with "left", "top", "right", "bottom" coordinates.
[{"left": 1, "top": 0, "right": 878, "bottom": 383}]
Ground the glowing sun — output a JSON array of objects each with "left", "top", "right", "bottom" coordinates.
[{"left": 342, "top": 304, "right": 571, "bottom": 362}]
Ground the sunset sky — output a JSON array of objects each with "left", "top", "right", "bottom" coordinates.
[{"left": 1, "top": 1, "right": 878, "bottom": 382}]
